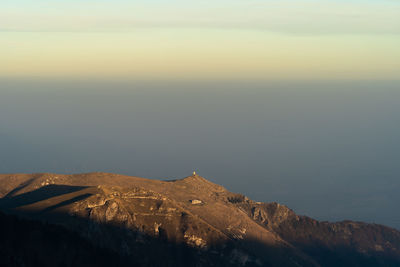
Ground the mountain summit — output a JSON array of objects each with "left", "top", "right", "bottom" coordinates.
[{"left": 0, "top": 172, "right": 399, "bottom": 267}]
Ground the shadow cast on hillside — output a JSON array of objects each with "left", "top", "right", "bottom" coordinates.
[
  {"left": 4, "top": 177, "right": 37, "bottom": 199},
  {"left": 0, "top": 184, "right": 89, "bottom": 209}
]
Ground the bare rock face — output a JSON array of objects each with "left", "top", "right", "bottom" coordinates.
[
  {"left": 247, "top": 202, "right": 298, "bottom": 228},
  {"left": 234, "top": 200, "right": 400, "bottom": 267},
  {"left": 66, "top": 185, "right": 228, "bottom": 256},
  {"left": 0, "top": 172, "right": 399, "bottom": 267}
]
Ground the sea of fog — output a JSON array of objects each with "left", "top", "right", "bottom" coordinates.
[{"left": 1, "top": 79, "right": 399, "bottom": 229}]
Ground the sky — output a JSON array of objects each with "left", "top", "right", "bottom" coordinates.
[
  {"left": 1, "top": 80, "right": 400, "bottom": 229},
  {"left": 1, "top": 0, "right": 400, "bottom": 80},
  {"left": 1, "top": 1, "right": 400, "bottom": 229}
]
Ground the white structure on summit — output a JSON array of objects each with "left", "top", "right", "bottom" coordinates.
[{"left": 190, "top": 199, "right": 203, "bottom": 205}]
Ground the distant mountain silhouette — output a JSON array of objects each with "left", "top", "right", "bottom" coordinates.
[{"left": 0, "top": 172, "right": 399, "bottom": 266}]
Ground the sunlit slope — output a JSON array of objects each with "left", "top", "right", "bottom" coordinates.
[{"left": 0, "top": 172, "right": 399, "bottom": 266}]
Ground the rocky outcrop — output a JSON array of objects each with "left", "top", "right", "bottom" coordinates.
[
  {"left": 66, "top": 185, "right": 229, "bottom": 256},
  {"left": 236, "top": 201, "right": 400, "bottom": 267}
]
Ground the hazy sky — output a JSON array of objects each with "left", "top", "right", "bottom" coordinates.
[
  {"left": 1, "top": 0, "right": 399, "bottom": 79},
  {"left": 1, "top": 1, "right": 400, "bottom": 228},
  {"left": 1, "top": 80, "right": 400, "bottom": 229}
]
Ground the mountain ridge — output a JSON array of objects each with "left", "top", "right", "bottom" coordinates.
[{"left": 0, "top": 172, "right": 399, "bottom": 266}]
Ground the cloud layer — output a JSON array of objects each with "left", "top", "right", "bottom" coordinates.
[
  {"left": 1, "top": 0, "right": 399, "bottom": 34},
  {"left": 1, "top": 1, "right": 399, "bottom": 79}
]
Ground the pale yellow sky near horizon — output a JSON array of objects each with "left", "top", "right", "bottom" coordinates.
[{"left": 1, "top": 0, "right": 399, "bottom": 80}]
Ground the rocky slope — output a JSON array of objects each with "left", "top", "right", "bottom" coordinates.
[{"left": 0, "top": 172, "right": 399, "bottom": 267}]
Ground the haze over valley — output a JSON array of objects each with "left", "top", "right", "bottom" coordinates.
[{"left": 1, "top": 79, "right": 400, "bottom": 230}]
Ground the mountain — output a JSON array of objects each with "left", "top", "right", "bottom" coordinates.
[{"left": 0, "top": 172, "right": 399, "bottom": 267}]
